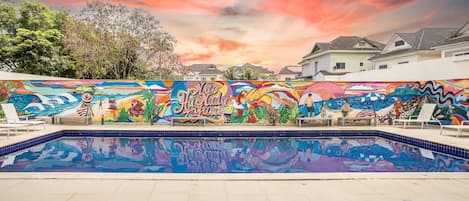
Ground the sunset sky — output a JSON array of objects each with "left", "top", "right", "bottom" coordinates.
[{"left": 43, "top": 0, "right": 469, "bottom": 72}]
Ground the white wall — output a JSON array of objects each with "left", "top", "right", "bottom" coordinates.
[
  {"left": 336, "top": 55, "right": 469, "bottom": 81},
  {"left": 373, "top": 53, "right": 441, "bottom": 69},
  {"left": 373, "top": 54, "right": 418, "bottom": 69},
  {"left": 440, "top": 42, "right": 469, "bottom": 58},
  {"left": 200, "top": 74, "right": 223, "bottom": 80},
  {"left": 0, "top": 71, "right": 71, "bottom": 80},
  {"left": 314, "top": 73, "right": 325, "bottom": 81},
  {"left": 184, "top": 73, "right": 223, "bottom": 80},
  {"left": 330, "top": 53, "right": 376, "bottom": 72},
  {"left": 277, "top": 74, "right": 297, "bottom": 81},
  {"left": 302, "top": 54, "right": 331, "bottom": 79}
]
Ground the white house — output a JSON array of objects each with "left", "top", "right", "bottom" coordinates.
[
  {"left": 276, "top": 66, "right": 301, "bottom": 81},
  {"left": 432, "top": 20, "right": 469, "bottom": 58},
  {"left": 330, "top": 21, "right": 469, "bottom": 82},
  {"left": 370, "top": 27, "right": 457, "bottom": 69},
  {"left": 298, "top": 36, "right": 384, "bottom": 81},
  {"left": 183, "top": 64, "right": 223, "bottom": 81}
]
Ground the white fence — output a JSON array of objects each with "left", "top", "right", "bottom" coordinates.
[{"left": 328, "top": 55, "right": 469, "bottom": 81}]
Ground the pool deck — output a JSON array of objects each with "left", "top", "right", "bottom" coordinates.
[{"left": 1, "top": 124, "right": 469, "bottom": 201}]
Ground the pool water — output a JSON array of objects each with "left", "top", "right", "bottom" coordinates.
[{"left": 1, "top": 136, "right": 468, "bottom": 172}]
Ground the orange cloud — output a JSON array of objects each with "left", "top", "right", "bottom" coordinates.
[
  {"left": 179, "top": 51, "right": 215, "bottom": 63},
  {"left": 195, "top": 37, "right": 247, "bottom": 52},
  {"left": 358, "top": 0, "right": 416, "bottom": 9},
  {"left": 255, "top": 0, "right": 416, "bottom": 33}
]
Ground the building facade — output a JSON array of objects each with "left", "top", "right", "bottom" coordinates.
[
  {"left": 432, "top": 21, "right": 469, "bottom": 59},
  {"left": 299, "top": 36, "right": 384, "bottom": 81},
  {"left": 276, "top": 66, "right": 301, "bottom": 81},
  {"left": 370, "top": 27, "right": 457, "bottom": 69}
]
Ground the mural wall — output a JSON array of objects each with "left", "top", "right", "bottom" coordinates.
[{"left": 0, "top": 80, "right": 468, "bottom": 125}]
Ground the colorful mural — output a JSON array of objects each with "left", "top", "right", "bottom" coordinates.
[
  {"left": 0, "top": 80, "right": 468, "bottom": 125},
  {"left": 1, "top": 137, "right": 468, "bottom": 172}
]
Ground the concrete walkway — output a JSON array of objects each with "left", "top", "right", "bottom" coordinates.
[
  {"left": 1, "top": 172, "right": 469, "bottom": 201},
  {"left": 0, "top": 125, "right": 468, "bottom": 201}
]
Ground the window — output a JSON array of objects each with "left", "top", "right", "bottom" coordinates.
[
  {"left": 379, "top": 64, "right": 388, "bottom": 69},
  {"left": 359, "top": 62, "right": 363, "bottom": 67},
  {"left": 334, "top": 62, "right": 346, "bottom": 70},
  {"left": 359, "top": 41, "right": 366, "bottom": 46},
  {"left": 398, "top": 61, "right": 409, "bottom": 64},
  {"left": 285, "top": 77, "right": 292, "bottom": 81},
  {"left": 395, "top": 40, "right": 405, "bottom": 47}
]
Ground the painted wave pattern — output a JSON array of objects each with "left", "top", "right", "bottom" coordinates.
[
  {"left": 0, "top": 80, "right": 468, "bottom": 125},
  {"left": 1, "top": 137, "right": 468, "bottom": 173}
]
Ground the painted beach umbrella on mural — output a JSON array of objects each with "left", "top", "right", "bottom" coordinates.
[{"left": 361, "top": 92, "right": 385, "bottom": 126}]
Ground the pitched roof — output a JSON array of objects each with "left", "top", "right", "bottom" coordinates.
[
  {"left": 329, "top": 36, "right": 384, "bottom": 50},
  {"left": 433, "top": 20, "right": 469, "bottom": 47},
  {"left": 371, "top": 27, "right": 458, "bottom": 60},
  {"left": 237, "top": 63, "right": 274, "bottom": 74},
  {"left": 278, "top": 66, "right": 301, "bottom": 75},
  {"left": 302, "top": 36, "right": 384, "bottom": 59},
  {"left": 187, "top": 64, "right": 222, "bottom": 74}
]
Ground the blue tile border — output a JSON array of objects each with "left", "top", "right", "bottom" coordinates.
[
  {"left": 0, "top": 131, "right": 62, "bottom": 157},
  {"left": 1, "top": 130, "right": 468, "bottom": 160}
]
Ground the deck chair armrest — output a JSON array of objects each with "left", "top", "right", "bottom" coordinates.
[{"left": 461, "top": 121, "right": 469, "bottom": 125}]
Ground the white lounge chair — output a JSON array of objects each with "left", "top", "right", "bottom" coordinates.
[
  {"left": 393, "top": 103, "right": 441, "bottom": 128},
  {"left": 1, "top": 103, "right": 46, "bottom": 129},
  {"left": 0, "top": 127, "right": 9, "bottom": 137},
  {"left": 440, "top": 121, "right": 469, "bottom": 137},
  {"left": 0, "top": 123, "right": 30, "bottom": 138}
]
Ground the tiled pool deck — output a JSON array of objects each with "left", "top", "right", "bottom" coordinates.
[{"left": 1, "top": 124, "right": 469, "bottom": 201}]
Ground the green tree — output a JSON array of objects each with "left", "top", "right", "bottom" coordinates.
[
  {"left": 223, "top": 66, "right": 238, "bottom": 80},
  {"left": 75, "top": 1, "right": 181, "bottom": 79},
  {"left": 63, "top": 21, "right": 113, "bottom": 79},
  {"left": 0, "top": 1, "right": 75, "bottom": 77},
  {"left": 240, "top": 68, "right": 262, "bottom": 80}
]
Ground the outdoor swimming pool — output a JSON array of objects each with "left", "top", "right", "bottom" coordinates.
[{"left": 1, "top": 130, "right": 468, "bottom": 173}]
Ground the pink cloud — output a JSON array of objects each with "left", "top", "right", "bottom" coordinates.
[
  {"left": 358, "top": 0, "right": 416, "bottom": 9},
  {"left": 179, "top": 51, "right": 215, "bottom": 63},
  {"left": 195, "top": 37, "right": 247, "bottom": 52},
  {"left": 255, "top": 0, "right": 416, "bottom": 33}
]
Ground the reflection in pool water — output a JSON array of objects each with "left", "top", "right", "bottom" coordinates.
[{"left": 1, "top": 137, "right": 468, "bottom": 173}]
